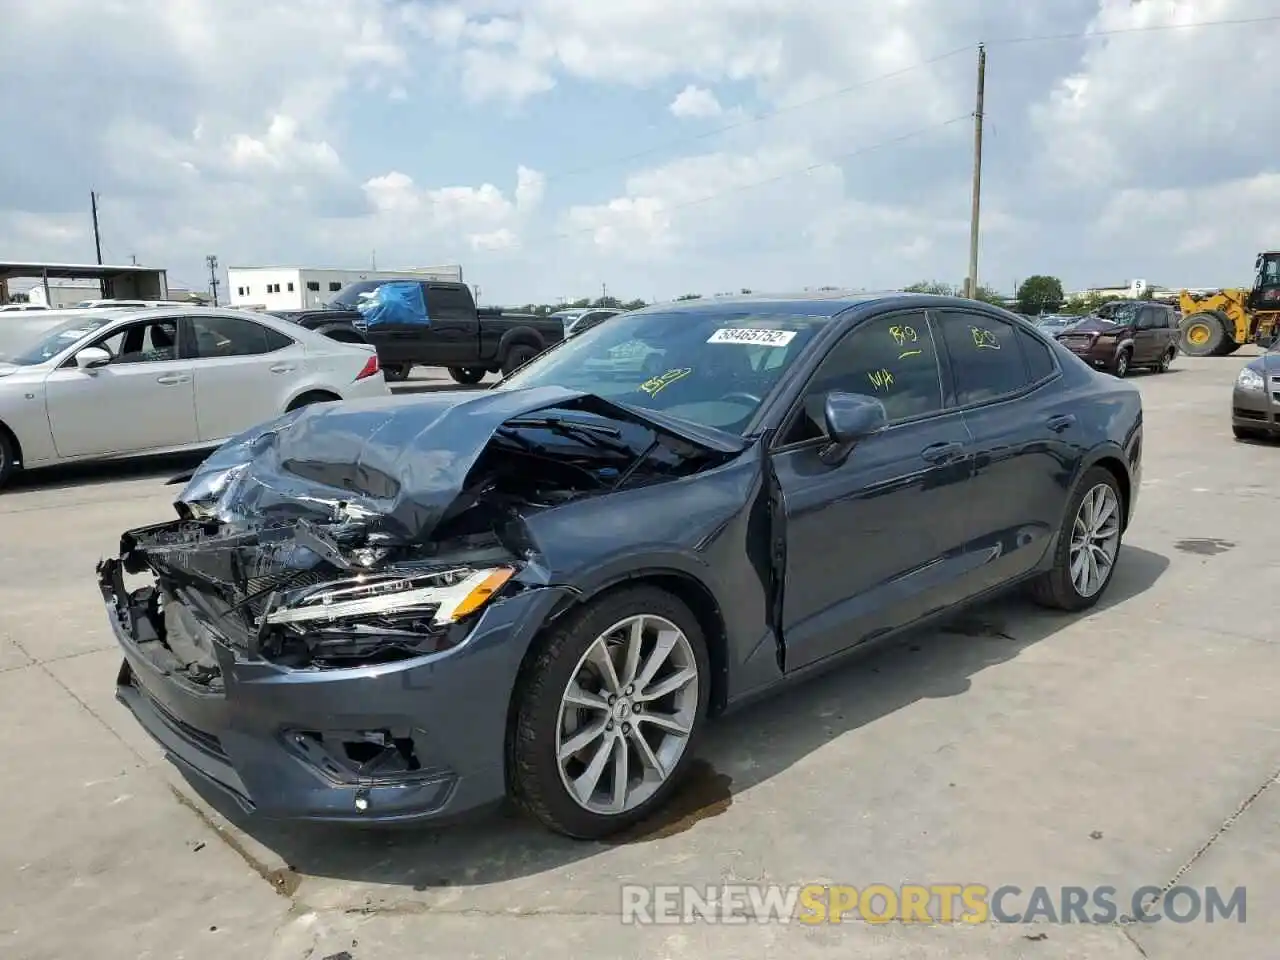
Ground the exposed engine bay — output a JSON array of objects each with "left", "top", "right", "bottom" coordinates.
[{"left": 98, "top": 387, "right": 743, "bottom": 687}]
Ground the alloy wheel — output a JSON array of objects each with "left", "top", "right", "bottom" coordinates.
[
  {"left": 555, "top": 614, "right": 700, "bottom": 816},
  {"left": 1115, "top": 352, "right": 1129, "bottom": 377},
  {"left": 1069, "top": 483, "right": 1122, "bottom": 598}
]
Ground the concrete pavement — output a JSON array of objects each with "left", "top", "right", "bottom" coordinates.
[{"left": 1, "top": 353, "right": 1276, "bottom": 959}]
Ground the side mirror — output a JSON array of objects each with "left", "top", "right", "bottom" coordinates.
[
  {"left": 820, "top": 391, "right": 887, "bottom": 465},
  {"left": 74, "top": 347, "right": 112, "bottom": 370}
]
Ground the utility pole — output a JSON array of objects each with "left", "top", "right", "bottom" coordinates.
[
  {"left": 964, "top": 43, "right": 986, "bottom": 300},
  {"left": 206, "top": 254, "right": 220, "bottom": 306},
  {"left": 90, "top": 191, "right": 103, "bottom": 265},
  {"left": 371, "top": 249, "right": 377, "bottom": 271},
  {"left": 130, "top": 254, "right": 137, "bottom": 266}
]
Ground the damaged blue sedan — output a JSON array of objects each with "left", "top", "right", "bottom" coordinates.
[{"left": 98, "top": 292, "right": 1142, "bottom": 839}]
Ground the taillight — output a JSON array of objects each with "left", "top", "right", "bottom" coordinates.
[{"left": 355, "top": 355, "right": 379, "bottom": 380}]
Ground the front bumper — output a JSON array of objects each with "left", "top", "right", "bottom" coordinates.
[
  {"left": 100, "top": 558, "right": 569, "bottom": 824},
  {"left": 1232, "top": 378, "right": 1280, "bottom": 433}
]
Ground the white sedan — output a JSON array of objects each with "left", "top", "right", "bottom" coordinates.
[{"left": 0, "top": 306, "right": 389, "bottom": 487}]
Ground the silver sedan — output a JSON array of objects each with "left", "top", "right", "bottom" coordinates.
[{"left": 0, "top": 306, "right": 390, "bottom": 487}]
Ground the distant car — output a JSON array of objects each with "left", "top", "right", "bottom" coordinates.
[
  {"left": 72, "top": 299, "right": 191, "bottom": 309},
  {"left": 1035, "top": 315, "right": 1077, "bottom": 337},
  {"left": 1231, "top": 339, "right": 1280, "bottom": 440},
  {"left": 98, "top": 292, "right": 1141, "bottom": 839},
  {"left": 1054, "top": 302, "right": 1179, "bottom": 377},
  {"left": 0, "top": 306, "right": 388, "bottom": 487},
  {"left": 0, "top": 303, "right": 49, "bottom": 312}
]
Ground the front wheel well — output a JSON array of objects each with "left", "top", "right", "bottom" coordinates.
[
  {"left": 522, "top": 571, "right": 731, "bottom": 718},
  {"left": 0, "top": 419, "right": 21, "bottom": 463}
]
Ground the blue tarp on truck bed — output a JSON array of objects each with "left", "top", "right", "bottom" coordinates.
[{"left": 356, "top": 281, "right": 428, "bottom": 328}]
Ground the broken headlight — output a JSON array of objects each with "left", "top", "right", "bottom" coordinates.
[{"left": 262, "top": 565, "right": 516, "bottom": 629}]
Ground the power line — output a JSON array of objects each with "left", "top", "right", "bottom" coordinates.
[
  {"left": 545, "top": 45, "right": 974, "bottom": 185},
  {"left": 987, "top": 13, "right": 1280, "bottom": 46},
  {"left": 494, "top": 114, "right": 971, "bottom": 257},
  {"left": 534, "top": 12, "right": 1278, "bottom": 192}
]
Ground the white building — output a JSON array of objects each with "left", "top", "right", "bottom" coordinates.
[{"left": 226, "top": 265, "right": 464, "bottom": 311}]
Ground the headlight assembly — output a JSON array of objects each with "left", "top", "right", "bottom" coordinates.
[
  {"left": 1236, "top": 367, "right": 1265, "bottom": 392},
  {"left": 263, "top": 565, "right": 516, "bottom": 628}
]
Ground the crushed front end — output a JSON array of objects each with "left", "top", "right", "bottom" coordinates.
[
  {"left": 98, "top": 386, "right": 739, "bottom": 823},
  {"left": 98, "top": 515, "right": 569, "bottom": 823}
]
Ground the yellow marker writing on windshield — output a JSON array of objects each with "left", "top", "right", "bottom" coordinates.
[{"left": 640, "top": 367, "right": 693, "bottom": 397}]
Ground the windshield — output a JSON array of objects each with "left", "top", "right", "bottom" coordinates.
[
  {"left": 496, "top": 308, "right": 830, "bottom": 433},
  {"left": 1094, "top": 302, "right": 1138, "bottom": 324},
  {"left": 328, "top": 279, "right": 418, "bottom": 310},
  {"left": 2, "top": 314, "right": 116, "bottom": 365}
]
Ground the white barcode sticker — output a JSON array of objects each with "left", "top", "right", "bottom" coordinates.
[{"left": 707, "top": 327, "right": 796, "bottom": 347}]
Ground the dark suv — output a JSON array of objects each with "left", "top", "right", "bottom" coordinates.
[{"left": 1056, "top": 301, "right": 1179, "bottom": 377}]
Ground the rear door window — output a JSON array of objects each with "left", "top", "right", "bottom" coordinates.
[
  {"left": 934, "top": 311, "right": 1039, "bottom": 406},
  {"left": 426, "top": 285, "right": 473, "bottom": 320}
]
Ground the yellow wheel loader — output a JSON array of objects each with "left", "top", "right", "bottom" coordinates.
[{"left": 1177, "top": 251, "right": 1280, "bottom": 357}]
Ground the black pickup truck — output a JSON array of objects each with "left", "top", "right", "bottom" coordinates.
[{"left": 270, "top": 279, "right": 563, "bottom": 383}]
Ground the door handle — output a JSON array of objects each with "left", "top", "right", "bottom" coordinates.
[
  {"left": 920, "top": 440, "right": 965, "bottom": 464},
  {"left": 155, "top": 374, "right": 188, "bottom": 385},
  {"left": 269, "top": 364, "right": 295, "bottom": 374},
  {"left": 1046, "top": 414, "right": 1077, "bottom": 433}
]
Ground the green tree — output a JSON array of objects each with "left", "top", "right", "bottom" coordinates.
[
  {"left": 622, "top": 298, "right": 648, "bottom": 311},
  {"left": 966, "top": 283, "right": 1006, "bottom": 306},
  {"left": 903, "top": 280, "right": 956, "bottom": 295},
  {"left": 592, "top": 295, "right": 621, "bottom": 308},
  {"left": 1060, "top": 292, "right": 1110, "bottom": 316},
  {"left": 1015, "top": 275, "right": 1065, "bottom": 315}
]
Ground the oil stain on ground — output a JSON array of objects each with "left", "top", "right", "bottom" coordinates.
[
  {"left": 1175, "top": 538, "right": 1236, "bottom": 556},
  {"left": 603, "top": 759, "right": 733, "bottom": 845}
]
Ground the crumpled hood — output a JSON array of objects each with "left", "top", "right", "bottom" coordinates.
[{"left": 177, "top": 384, "right": 745, "bottom": 544}]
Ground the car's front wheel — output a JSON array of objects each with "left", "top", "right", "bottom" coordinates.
[
  {"left": 1030, "top": 466, "right": 1125, "bottom": 612},
  {"left": 510, "top": 586, "right": 710, "bottom": 839},
  {"left": 1112, "top": 349, "right": 1131, "bottom": 378},
  {"left": 0, "top": 429, "right": 16, "bottom": 490}
]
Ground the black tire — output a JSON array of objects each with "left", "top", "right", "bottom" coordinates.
[
  {"left": 1112, "top": 349, "right": 1131, "bottom": 378},
  {"left": 501, "top": 343, "right": 539, "bottom": 376},
  {"left": 0, "top": 429, "right": 17, "bottom": 490},
  {"left": 1155, "top": 347, "right": 1175, "bottom": 373},
  {"left": 509, "top": 585, "right": 711, "bottom": 839},
  {"left": 286, "top": 390, "right": 340, "bottom": 412},
  {"left": 382, "top": 364, "right": 412, "bottom": 382},
  {"left": 1179, "top": 311, "right": 1228, "bottom": 357},
  {"left": 1232, "top": 425, "right": 1268, "bottom": 442},
  {"left": 448, "top": 366, "right": 486, "bottom": 385},
  {"left": 1029, "top": 466, "right": 1125, "bottom": 612}
]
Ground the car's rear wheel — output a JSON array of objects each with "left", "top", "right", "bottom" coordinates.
[
  {"left": 1113, "top": 349, "right": 1131, "bottom": 378},
  {"left": 1030, "top": 467, "right": 1124, "bottom": 612},
  {"left": 1155, "top": 347, "right": 1175, "bottom": 373},
  {"left": 448, "top": 366, "right": 486, "bottom": 385},
  {"left": 501, "top": 344, "right": 538, "bottom": 376},
  {"left": 382, "top": 364, "right": 412, "bottom": 382},
  {"left": 510, "top": 586, "right": 710, "bottom": 839},
  {"left": 286, "top": 390, "right": 341, "bottom": 412}
]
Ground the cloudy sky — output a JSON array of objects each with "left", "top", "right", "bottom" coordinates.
[{"left": 2, "top": 0, "right": 1277, "bottom": 304}]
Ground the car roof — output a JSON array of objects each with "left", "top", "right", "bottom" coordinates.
[{"left": 642, "top": 291, "right": 1001, "bottom": 319}]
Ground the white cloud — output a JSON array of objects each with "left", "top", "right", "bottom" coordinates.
[
  {"left": 2, "top": 0, "right": 1278, "bottom": 304},
  {"left": 669, "top": 85, "right": 724, "bottom": 119}
]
